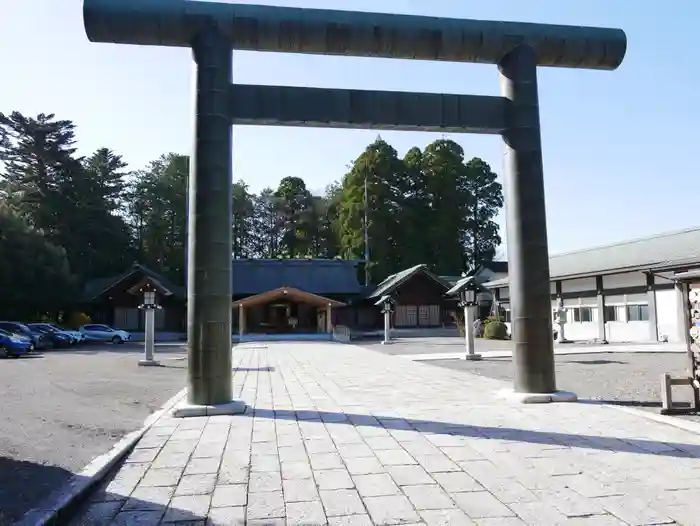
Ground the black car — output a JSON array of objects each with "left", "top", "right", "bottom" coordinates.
[
  {"left": 27, "top": 324, "right": 73, "bottom": 348},
  {"left": 0, "top": 322, "right": 52, "bottom": 350}
]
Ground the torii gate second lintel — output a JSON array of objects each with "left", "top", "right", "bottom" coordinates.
[{"left": 82, "top": 0, "right": 626, "bottom": 408}]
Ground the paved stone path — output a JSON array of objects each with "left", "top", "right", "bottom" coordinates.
[{"left": 76, "top": 342, "right": 700, "bottom": 525}]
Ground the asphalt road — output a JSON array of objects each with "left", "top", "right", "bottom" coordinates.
[
  {"left": 0, "top": 344, "right": 187, "bottom": 525},
  {"left": 426, "top": 352, "right": 700, "bottom": 421}
]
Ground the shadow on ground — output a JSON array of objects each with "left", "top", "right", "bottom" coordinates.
[
  {"left": 249, "top": 408, "right": 700, "bottom": 458},
  {"left": 0, "top": 457, "right": 75, "bottom": 525}
]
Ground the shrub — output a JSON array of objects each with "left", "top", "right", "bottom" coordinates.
[
  {"left": 484, "top": 320, "right": 508, "bottom": 340},
  {"left": 66, "top": 311, "right": 91, "bottom": 329}
]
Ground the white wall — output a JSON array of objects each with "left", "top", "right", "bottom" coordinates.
[{"left": 656, "top": 288, "right": 679, "bottom": 343}]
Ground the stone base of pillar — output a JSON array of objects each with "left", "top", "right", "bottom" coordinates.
[
  {"left": 463, "top": 353, "right": 482, "bottom": 361},
  {"left": 172, "top": 399, "right": 246, "bottom": 418},
  {"left": 381, "top": 340, "right": 393, "bottom": 345},
  {"left": 138, "top": 359, "right": 161, "bottom": 367},
  {"left": 497, "top": 389, "right": 578, "bottom": 404}
]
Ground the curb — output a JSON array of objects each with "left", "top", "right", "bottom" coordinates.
[{"left": 15, "top": 387, "right": 188, "bottom": 526}]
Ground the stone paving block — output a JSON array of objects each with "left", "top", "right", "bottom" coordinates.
[
  {"left": 414, "top": 454, "right": 460, "bottom": 473},
  {"left": 283, "top": 478, "right": 320, "bottom": 503},
  {"left": 306, "top": 439, "right": 338, "bottom": 454},
  {"left": 439, "top": 446, "right": 485, "bottom": 462},
  {"left": 363, "top": 494, "right": 422, "bottom": 525},
  {"left": 595, "top": 496, "right": 675, "bottom": 525},
  {"left": 534, "top": 487, "right": 606, "bottom": 518},
  {"left": 563, "top": 515, "right": 629, "bottom": 526},
  {"left": 184, "top": 456, "right": 221, "bottom": 476},
  {"left": 286, "top": 500, "right": 327, "bottom": 525},
  {"left": 512, "top": 500, "right": 582, "bottom": 526},
  {"left": 365, "top": 436, "right": 402, "bottom": 450},
  {"left": 163, "top": 494, "right": 211, "bottom": 523},
  {"left": 353, "top": 473, "right": 401, "bottom": 497},
  {"left": 336, "top": 443, "right": 375, "bottom": 459},
  {"left": 251, "top": 440, "right": 278, "bottom": 454},
  {"left": 249, "top": 471, "right": 283, "bottom": 492},
  {"left": 125, "top": 447, "right": 160, "bottom": 464},
  {"left": 403, "top": 484, "right": 456, "bottom": 510},
  {"left": 207, "top": 505, "right": 246, "bottom": 525},
  {"left": 123, "top": 485, "right": 174, "bottom": 511},
  {"left": 251, "top": 454, "right": 281, "bottom": 472},
  {"left": 75, "top": 500, "right": 124, "bottom": 525},
  {"left": 344, "top": 456, "right": 385, "bottom": 475},
  {"left": 310, "top": 452, "right": 344, "bottom": 470},
  {"left": 281, "top": 460, "right": 313, "bottom": 480},
  {"left": 217, "top": 465, "right": 249, "bottom": 485},
  {"left": 327, "top": 514, "right": 374, "bottom": 526},
  {"left": 375, "top": 448, "right": 417, "bottom": 466},
  {"left": 211, "top": 484, "right": 247, "bottom": 508},
  {"left": 320, "top": 489, "right": 366, "bottom": 517},
  {"left": 432, "top": 471, "right": 482, "bottom": 493},
  {"left": 279, "top": 445, "right": 310, "bottom": 463},
  {"left": 171, "top": 428, "right": 205, "bottom": 441},
  {"left": 472, "top": 518, "right": 526, "bottom": 526},
  {"left": 554, "top": 474, "right": 624, "bottom": 498},
  {"left": 402, "top": 439, "right": 442, "bottom": 457},
  {"left": 136, "top": 434, "right": 170, "bottom": 449},
  {"left": 451, "top": 491, "right": 515, "bottom": 519},
  {"left": 152, "top": 451, "right": 191, "bottom": 470},
  {"left": 192, "top": 441, "right": 226, "bottom": 459},
  {"left": 419, "top": 508, "right": 477, "bottom": 525},
  {"left": 112, "top": 510, "right": 164, "bottom": 525},
  {"left": 175, "top": 473, "right": 217, "bottom": 496},
  {"left": 477, "top": 479, "right": 538, "bottom": 505},
  {"left": 315, "top": 468, "right": 355, "bottom": 490}
]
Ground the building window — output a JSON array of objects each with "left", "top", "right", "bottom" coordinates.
[
  {"left": 604, "top": 305, "right": 619, "bottom": 322},
  {"left": 503, "top": 310, "right": 512, "bottom": 323},
  {"left": 569, "top": 307, "right": 594, "bottom": 322},
  {"left": 626, "top": 304, "right": 649, "bottom": 322}
]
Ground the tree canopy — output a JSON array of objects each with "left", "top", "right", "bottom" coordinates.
[{"left": 0, "top": 110, "right": 504, "bottom": 320}]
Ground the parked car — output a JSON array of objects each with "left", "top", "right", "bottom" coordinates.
[
  {"left": 0, "top": 322, "right": 52, "bottom": 350},
  {"left": 26, "top": 324, "right": 73, "bottom": 348},
  {"left": 79, "top": 324, "right": 132, "bottom": 344},
  {"left": 27, "top": 323, "right": 84, "bottom": 345},
  {"left": 0, "top": 328, "right": 33, "bottom": 357}
]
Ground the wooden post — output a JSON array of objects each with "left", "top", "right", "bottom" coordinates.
[{"left": 326, "top": 304, "right": 332, "bottom": 333}]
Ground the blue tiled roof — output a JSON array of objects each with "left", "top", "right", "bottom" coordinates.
[{"left": 232, "top": 259, "right": 363, "bottom": 296}]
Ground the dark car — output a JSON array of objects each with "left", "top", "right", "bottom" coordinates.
[
  {"left": 0, "top": 328, "right": 32, "bottom": 357},
  {"left": 27, "top": 323, "right": 73, "bottom": 348},
  {"left": 0, "top": 322, "right": 52, "bottom": 351}
]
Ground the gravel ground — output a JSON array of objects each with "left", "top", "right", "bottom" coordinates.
[
  {"left": 427, "top": 352, "right": 700, "bottom": 421},
  {"left": 0, "top": 345, "right": 187, "bottom": 525}
]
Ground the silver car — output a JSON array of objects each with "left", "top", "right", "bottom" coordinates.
[{"left": 79, "top": 324, "right": 132, "bottom": 344}]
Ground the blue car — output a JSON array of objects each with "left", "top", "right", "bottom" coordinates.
[{"left": 0, "top": 328, "right": 32, "bottom": 358}]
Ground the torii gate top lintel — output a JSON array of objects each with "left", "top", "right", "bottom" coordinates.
[{"left": 84, "top": 0, "right": 626, "bottom": 70}]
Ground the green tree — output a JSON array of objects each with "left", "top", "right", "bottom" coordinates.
[
  {"left": 336, "top": 138, "right": 405, "bottom": 281},
  {"left": 0, "top": 112, "right": 77, "bottom": 234},
  {"left": 232, "top": 179, "right": 255, "bottom": 258},
  {"left": 0, "top": 203, "right": 75, "bottom": 320},
  {"left": 127, "top": 153, "right": 188, "bottom": 283},
  {"left": 274, "top": 176, "right": 314, "bottom": 258},
  {"left": 420, "top": 139, "right": 471, "bottom": 275},
  {"left": 249, "top": 188, "right": 283, "bottom": 258},
  {"left": 462, "top": 158, "right": 503, "bottom": 270}
]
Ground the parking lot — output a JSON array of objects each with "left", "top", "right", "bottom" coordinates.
[{"left": 0, "top": 343, "right": 187, "bottom": 525}]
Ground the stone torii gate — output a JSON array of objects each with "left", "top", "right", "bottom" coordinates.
[{"left": 83, "top": 0, "right": 626, "bottom": 412}]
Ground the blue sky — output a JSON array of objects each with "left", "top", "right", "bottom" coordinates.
[{"left": 1, "top": 0, "right": 695, "bottom": 254}]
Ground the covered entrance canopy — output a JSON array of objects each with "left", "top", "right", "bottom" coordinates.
[{"left": 234, "top": 287, "right": 346, "bottom": 335}]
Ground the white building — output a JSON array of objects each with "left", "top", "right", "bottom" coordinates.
[{"left": 482, "top": 227, "right": 700, "bottom": 344}]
